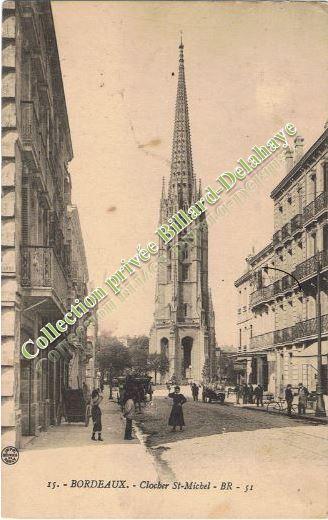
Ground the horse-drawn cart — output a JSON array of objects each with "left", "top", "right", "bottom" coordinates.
[{"left": 57, "top": 389, "right": 91, "bottom": 427}]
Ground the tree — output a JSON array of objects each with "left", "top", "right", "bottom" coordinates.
[
  {"left": 148, "top": 352, "right": 169, "bottom": 384},
  {"left": 97, "top": 335, "right": 131, "bottom": 377},
  {"left": 128, "top": 335, "right": 149, "bottom": 375}
]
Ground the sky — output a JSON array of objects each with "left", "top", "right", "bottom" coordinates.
[{"left": 52, "top": 1, "right": 328, "bottom": 344}]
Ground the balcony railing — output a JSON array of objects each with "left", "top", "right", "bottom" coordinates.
[
  {"left": 281, "top": 222, "right": 291, "bottom": 241},
  {"left": 294, "top": 250, "right": 328, "bottom": 282},
  {"left": 290, "top": 213, "right": 303, "bottom": 234},
  {"left": 273, "top": 230, "right": 282, "bottom": 247},
  {"left": 281, "top": 274, "right": 294, "bottom": 291},
  {"left": 250, "top": 315, "right": 328, "bottom": 351},
  {"left": 274, "top": 326, "right": 294, "bottom": 345},
  {"left": 294, "top": 314, "right": 328, "bottom": 341},
  {"left": 303, "top": 191, "right": 328, "bottom": 224},
  {"left": 21, "top": 246, "right": 69, "bottom": 308},
  {"left": 250, "top": 284, "right": 274, "bottom": 307},
  {"left": 250, "top": 331, "right": 274, "bottom": 350}
]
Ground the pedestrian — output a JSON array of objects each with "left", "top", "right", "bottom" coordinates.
[
  {"left": 285, "top": 384, "right": 294, "bottom": 416},
  {"left": 191, "top": 383, "right": 197, "bottom": 402},
  {"left": 168, "top": 385, "right": 187, "bottom": 432},
  {"left": 248, "top": 383, "right": 254, "bottom": 404},
  {"left": 242, "top": 383, "right": 248, "bottom": 404},
  {"left": 100, "top": 379, "right": 104, "bottom": 393},
  {"left": 91, "top": 389, "right": 103, "bottom": 441},
  {"left": 123, "top": 392, "right": 135, "bottom": 440},
  {"left": 194, "top": 384, "right": 199, "bottom": 402},
  {"left": 148, "top": 382, "right": 153, "bottom": 402},
  {"left": 254, "top": 384, "right": 264, "bottom": 407},
  {"left": 235, "top": 384, "right": 241, "bottom": 405},
  {"left": 298, "top": 383, "right": 309, "bottom": 415}
]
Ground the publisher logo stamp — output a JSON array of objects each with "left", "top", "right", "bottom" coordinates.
[{"left": 1, "top": 446, "right": 19, "bottom": 465}]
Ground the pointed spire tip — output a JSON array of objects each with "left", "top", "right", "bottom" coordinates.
[{"left": 179, "top": 30, "right": 184, "bottom": 49}]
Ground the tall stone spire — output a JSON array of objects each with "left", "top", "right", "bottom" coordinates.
[{"left": 168, "top": 39, "right": 195, "bottom": 206}]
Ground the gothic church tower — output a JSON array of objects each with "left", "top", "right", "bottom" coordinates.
[{"left": 149, "top": 41, "right": 216, "bottom": 382}]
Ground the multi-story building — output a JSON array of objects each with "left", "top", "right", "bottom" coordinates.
[
  {"left": 234, "top": 125, "right": 328, "bottom": 398},
  {"left": 2, "top": 1, "right": 89, "bottom": 447},
  {"left": 149, "top": 41, "right": 216, "bottom": 382}
]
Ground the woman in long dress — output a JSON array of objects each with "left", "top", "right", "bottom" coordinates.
[{"left": 168, "top": 385, "right": 187, "bottom": 431}]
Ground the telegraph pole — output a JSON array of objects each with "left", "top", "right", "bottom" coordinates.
[{"left": 315, "top": 261, "right": 326, "bottom": 417}]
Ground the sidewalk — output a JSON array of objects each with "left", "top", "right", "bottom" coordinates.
[
  {"left": 3, "top": 389, "right": 160, "bottom": 518},
  {"left": 234, "top": 402, "right": 328, "bottom": 424}
]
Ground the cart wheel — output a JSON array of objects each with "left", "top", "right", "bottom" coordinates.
[{"left": 56, "top": 403, "right": 63, "bottom": 426}]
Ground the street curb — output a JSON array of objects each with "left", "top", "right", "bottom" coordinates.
[{"left": 239, "top": 405, "right": 328, "bottom": 424}]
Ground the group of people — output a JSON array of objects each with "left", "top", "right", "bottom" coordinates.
[
  {"left": 88, "top": 382, "right": 145, "bottom": 442},
  {"left": 235, "top": 383, "right": 264, "bottom": 406},
  {"left": 285, "top": 382, "right": 309, "bottom": 416}
]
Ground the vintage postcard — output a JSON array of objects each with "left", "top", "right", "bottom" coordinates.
[{"left": 1, "top": 0, "right": 328, "bottom": 518}]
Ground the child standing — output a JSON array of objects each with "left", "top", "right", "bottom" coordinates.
[{"left": 91, "top": 389, "right": 103, "bottom": 441}]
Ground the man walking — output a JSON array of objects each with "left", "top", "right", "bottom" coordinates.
[
  {"left": 298, "top": 383, "right": 309, "bottom": 415},
  {"left": 285, "top": 384, "right": 294, "bottom": 416},
  {"left": 248, "top": 383, "right": 254, "bottom": 404},
  {"left": 123, "top": 392, "right": 135, "bottom": 440},
  {"left": 194, "top": 383, "right": 199, "bottom": 402},
  {"left": 254, "top": 384, "right": 264, "bottom": 407}
]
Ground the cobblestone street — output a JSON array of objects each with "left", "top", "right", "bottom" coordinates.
[{"left": 135, "top": 389, "right": 328, "bottom": 518}]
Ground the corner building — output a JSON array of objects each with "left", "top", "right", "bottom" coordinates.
[
  {"left": 2, "top": 1, "right": 90, "bottom": 447},
  {"left": 234, "top": 126, "right": 328, "bottom": 398},
  {"left": 149, "top": 42, "right": 216, "bottom": 383}
]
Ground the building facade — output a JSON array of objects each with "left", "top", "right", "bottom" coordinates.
[
  {"left": 149, "top": 42, "right": 216, "bottom": 383},
  {"left": 2, "top": 1, "right": 90, "bottom": 447},
  {"left": 234, "top": 126, "right": 328, "bottom": 398}
]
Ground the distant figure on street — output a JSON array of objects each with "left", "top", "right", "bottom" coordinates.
[
  {"left": 298, "top": 383, "right": 309, "bottom": 415},
  {"left": 100, "top": 379, "right": 104, "bottom": 393},
  {"left": 235, "top": 384, "right": 241, "bottom": 405},
  {"left": 91, "top": 389, "right": 103, "bottom": 441},
  {"left": 242, "top": 383, "right": 248, "bottom": 404},
  {"left": 285, "top": 384, "right": 294, "bottom": 416},
  {"left": 248, "top": 383, "right": 254, "bottom": 404},
  {"left": 192, "top": 383, "right": 199, "bottom": 402},
  {"left": 148, "top": 382, "right": 153, "bottom": 402},
  {"left": 168, "top": 386, "right": 187, "bottom": 432},
  {"left": 166, "top": 381, "right": 171, "bottom": 392},
  {"left": 254, "top": 384, "right": 264, "bottom": 407},
  {"left": 123, "top": 392, "right": 135, "bottom": 440}
]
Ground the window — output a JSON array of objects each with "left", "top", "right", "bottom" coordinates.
[
  {"left": 181, "top": 246, "right": 189, "bottom": 260},
  {"left": 183, "top": 303, "right": 188, "bottom": 317},
  {"left": 182, "top": 264, "right": 189, "bottom": 281},
  {"left": 239, "top": 328, "right": 242, "bottom": 347},
  {"left": 250, "top": 324, "right": 253, "bottom": 338}
]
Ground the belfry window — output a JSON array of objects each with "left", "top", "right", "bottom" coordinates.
[{"left": 182, "top": 264, "right": 189, "bottom": 281}]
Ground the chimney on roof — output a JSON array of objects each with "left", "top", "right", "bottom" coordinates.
[
  {"left": 294, "top": 135, "right": 304, "bottom": 164},
  {"left": 285, "top": 146, "right": 294, "bottom": 174}
]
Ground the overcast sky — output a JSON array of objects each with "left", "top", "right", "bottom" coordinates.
[{"left": 52, "top": 1, "right": 328, "bottom": 344}]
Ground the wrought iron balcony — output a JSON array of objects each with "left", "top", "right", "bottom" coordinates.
[
  {"left": 273, "top": 230, "right": 282, "bottom": 247},
  {"left": 249, "top": 331, "right": 274, "bottom": 351},
  {"left": 250, "top": 284, "right": 274, "bottom": 308},
  {"left": 294, "top": 314, "right": 328, "bottom": 341},
  {"left": 273, "top": 314, "right": 328, "bottom": 346},
  {"left": 274, "top": 326, "right": 294, "bottom": 345},
  {"left": 21, "top": 246, "right": 69, "bottom": 312},
  {"left": 303, "top": 191, "right": 328, "bottom": 225},
  {"left": 294, "top": 250, "right": 328, "bottom": 283},
  {"left": 290, "top": 213, "right": 303, "bottom": 234},
  {"left": 281, "top": 222, "right": 291, "bottom": 241},
  {"left": 281, "top": 274, "right": 295, "bottom": 291}
]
